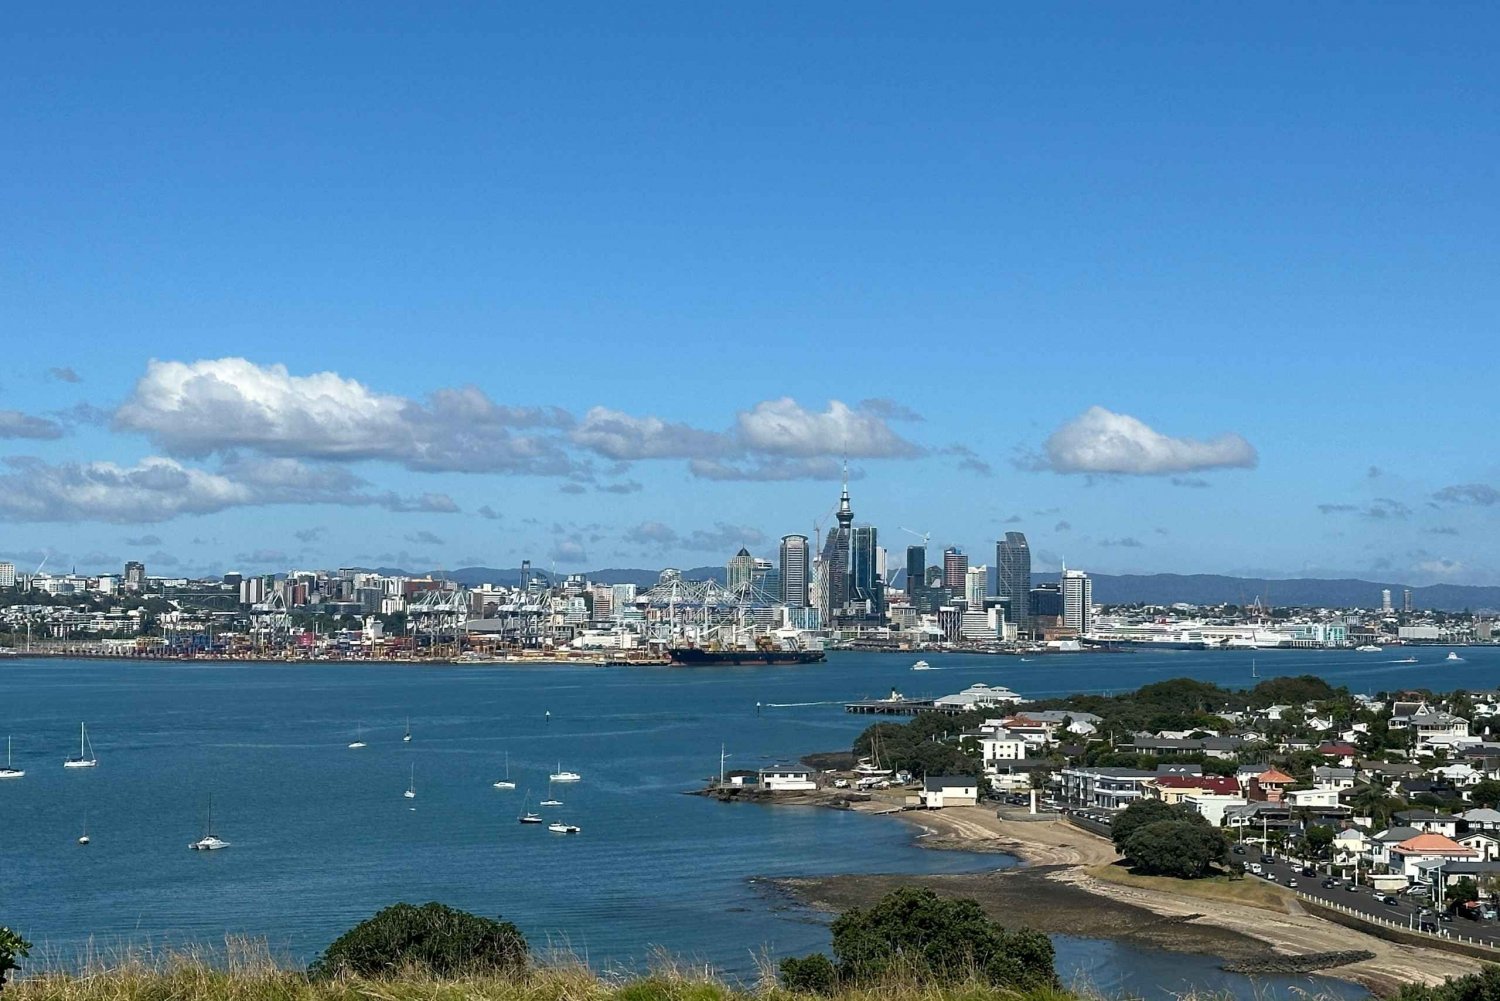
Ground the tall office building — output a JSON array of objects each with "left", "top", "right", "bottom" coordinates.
[
  {"left": 849, "top": 525, "right": 883, "bottom": 615},
  {"left": 943, "top": 547, "right": 968, "bottom": 594},
  {"left": 1380, "top": 588, "right": 1393, "bottom": 613},
  {"left": 996, "top": 533, "right": 1032, "bottom": 637},
  {"left": 726, "top": 548, "right": 755, "bottom": 591},
  {"left": 1402, "top": 588, "right": 1413, "bottom": 613},
  {"left": 964, "top": 565, "right": 988, "bottom": 608},
  {"left": 124, "top": 561, "right": 146, "bottom": 592},
  {"left": 905, "top": 544, "right": 929, "bottom": 611},
  {"left": 780, "top": 534, "right": 810, "bottom": 608},
  {"left": 1062, "top": 568, "right": 1093, "bottom": 635},
  {"left": 0, "top": 562, "right": 14, "bottom": 588}
]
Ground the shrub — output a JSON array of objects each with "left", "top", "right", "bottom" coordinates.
[
  {"left": 779, "top": 953, "right": 837, "bottom": 994},
  {"left": 311, "top": 902, "right": 527, "bottom": 979},
  {"left": 0, "top": 928, "right": 29, "bottom": 992},
  {"left": 1120, "top": 819, "right": 1227, "bottom": 878},
  {"left": 829, "top": 887, "right": 1056, "bottom": 990}
]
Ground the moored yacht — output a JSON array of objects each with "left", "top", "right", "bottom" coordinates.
[
  {"left": 549, "top": 763, "right": 581, "bottom": 782},
  {"left": 190, "top": 795, "right": 230, "bottom": 851},
  {"left": 547, "top": 822, "right": 580, "bottom": 834},
  {"left": 517, "top": 793, "right": 543, "bottom": 824},
  {"left": 0, "top": 736, "right": 23, "bottom": 779},
  {"left": 492, "top": 751, "right": 516, "bottom": 789},
  {"left": 64, "top": 723, "right": 98, "bottom": 768}
]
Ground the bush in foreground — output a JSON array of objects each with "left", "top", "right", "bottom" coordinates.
[
  {"left": 781, "top": 887, "right": 1056, "bottom": 992},
  {"left": 779, "top": 953, "right": 837, "bottom": 994},
  {"left": 0, "top": 928, "right": 30, "bottom": 992},
  {"left": 311, "top": 902, "right": 528, "bottom": 979}
]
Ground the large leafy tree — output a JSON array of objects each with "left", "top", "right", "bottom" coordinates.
[
  {"left": 1109, "top": 799, "right": 1184, "bottom": 850},
  {"left": 311, "top": 902, "right": 528, "bottom": 979},
  {"left": 1120, "top": 820, "right": 1227, "bottom": 878},
  {"left": 828, "top": 888, "right": 1056, "bottom": 990}
]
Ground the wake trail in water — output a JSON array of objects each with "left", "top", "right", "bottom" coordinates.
[{"left": 760, "top": 700, "right": 842, "bottom": 708}]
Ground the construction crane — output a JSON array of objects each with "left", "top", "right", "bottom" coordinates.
[{"left": 899, "top": 527, "right": 932, "bottom": 548}]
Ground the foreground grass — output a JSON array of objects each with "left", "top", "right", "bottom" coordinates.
[
  {"left": 6, "top": 947, "right": 1085, "bottom": 1001},
  {"left": 1088, "top": 864, "right": 1290, "bottom": 911}
]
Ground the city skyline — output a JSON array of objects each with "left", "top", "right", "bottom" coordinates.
[{"left": 4, "top": 6, "right": 1498, "bottom": 584}]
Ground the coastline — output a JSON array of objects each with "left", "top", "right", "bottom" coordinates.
[{"left": 771, "top": 806, "right": 1484, "bottom": 996}]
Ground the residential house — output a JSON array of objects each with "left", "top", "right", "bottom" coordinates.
[
  {"left": 1333, "top": 828, "right": 1368, "bottom": 867},
  {"left": 1458, "top": 831, "right": 1500, "bottom": 862},
  {"left": 1147, "top": 775, "right": 1239, "bottom": 806},
  {"left": 922, "top": 775, "right": 979, "bottom": 809},
  {"left": 1368, "top": 826, "right": 1423, "bottom": 869},
  {"left": 1183, "top": 792, "right": 1249, "bottom": 827},
  {"left": 1312, "top": 766, "right": 1357, "bottom": 791},
  {"left": 1317, "top": 742, "right": 1360, "bottom": 768},
  {"left": 1286, "top": 787, "right": 1342, "bottom": 809},
  {"left": 1248, "top": 767, "right": 1295, "bottom": 803},
  {"left": 1388, "top": 833, "right": 1479, "bottom": 878},
  {"left": 1433, "top": 763, "right": 1481, "bottom": 787},
  {"left": 1407, "top": 711, "right": 1471, "bottom": 752},
  {"left": 759, "top": 765, "right": 817, "bottom": 791},
  {"left": 973, "top": 730, "right": 1029, "bottom": 769},
  {"left": 1460, "top": 808, "right": 1500, "bottom": 832},
  {"left": 1394, "top": 810, "right": 1461, "bottom": 838}
]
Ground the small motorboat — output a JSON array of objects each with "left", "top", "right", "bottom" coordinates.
[
  {"left": 549, "top": 763, "right": 581, "bottom": 782},
  {"left": 1447, "top": 651, "right": 1464, "bottom": 662},
  {"left": 911, "top": 660, "right": 933, "bottom": 671},
  {"left": 1355, "top": 645, "right": 1383, "bottom": 653},
  {"left": 548, "top": 823, "right": 580, "bottom": 834}
]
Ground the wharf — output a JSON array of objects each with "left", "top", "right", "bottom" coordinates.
[{"left": 844, "top": 697, "right": 969, "bottom": 716}]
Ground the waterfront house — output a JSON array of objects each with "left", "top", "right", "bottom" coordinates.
[
  {"left": 971, "top": 730, "right": 1028, "bottom": 769},
  {"left": 932, "top": 684, "right": 1028, "bottom": 711},
  {"left": 1182, "top": 792, "right": 1248, "bottom": 827},
  {"left": 758, "top": 766, "right": 817, "bottom": 792},
  {"left": 1395, "top": 810, "right": 1461, "bottom": 838},
  {"left": 1388, "top": 833, "right": 1479, "bottom": 878},
  {"left": 1146, "top": 775, "right": 1238, "bottom": 806},
  {"left": 1333, "top": 827, "right": 1369, "bottom": 867},
  {"left": 921, "top": 775, "right": 979, "bottom": 809}
]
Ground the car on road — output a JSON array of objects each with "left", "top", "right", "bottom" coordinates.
[
  {"left": 1346, "top": 883, "right": 1361, "bottom": 892},
  {"left": 1287, "top": 878, "right": 1298, "bottom": 887},
  {"left": 1321, "top": 879, "right": 1337, "bottom": 888},
  {"left": 1383, "top": 896, "right": 1399, "bottom": 906},
  {"left": 1232, "top": 845, "right": 1246, "bottom": 855},
  {"left": 1260, "top": 855, "right": 1275, "bottom": 865}
]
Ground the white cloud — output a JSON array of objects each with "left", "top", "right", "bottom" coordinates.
[
  {"left": 688, "top": 456, "right": 848, "bottom": 482},
  {"left": 1026, "top": 406, "right": 1257, "bottom": 476},
  {"left": 114, "top": 358, "right": 576, "bottom": 474},
  {"left": 571, "top": 407, "right": 727, "bottom": 460},
  {"left": 735, "top": 398, "right": 922, "bottom": 458}
]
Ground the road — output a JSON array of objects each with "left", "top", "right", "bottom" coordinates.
[{"left": 1238, "top": 848, "right": 1496, "bottom": 941}]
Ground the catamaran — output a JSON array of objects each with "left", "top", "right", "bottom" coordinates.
[
  {"left": 0, "top": 736, "right": 23, "bottom": 779},
  {"left": 517, "top": 793, "right": 543, "bottom": 824},
  {"left": 549, "top": 762, "right": 581, "bottom": 782},
  {"left": 189, "top": 794, "right": 230, "bottom": 851},
  {"left": 547, "top": 822, "right": 580, "bottom": 834},
  {"left": 492, "top": 751, "right": 516, "bottom": 790},
  {"left": 348, "top": 724, "right": 367, "bottom": 749},
  {"left": 404, "top": 763, "right": 416, "bottom": 799},
  {"left": 64, "top": 723, "right": 97, "bottom": 768}
]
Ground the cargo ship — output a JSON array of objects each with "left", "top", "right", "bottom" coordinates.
[{"left": 668, "top": 645, "right": 826, "bottom": 666}]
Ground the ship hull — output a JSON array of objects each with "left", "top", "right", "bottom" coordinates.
[{"left": 668, "top": 647, "right": 826, "bottom": 666}]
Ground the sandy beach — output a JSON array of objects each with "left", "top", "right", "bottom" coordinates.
[{"left": 775, "top": 806, "right": 1485, "bottom": 996}]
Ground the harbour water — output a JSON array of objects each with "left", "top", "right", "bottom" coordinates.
[{"left": 5, "top": 647, "right": 1482, "bottom": 997}]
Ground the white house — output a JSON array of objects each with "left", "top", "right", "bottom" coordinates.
[
  {"left": 1333, "top": 828, "right": 1368, "bottom": 867},
  {"left": 1312, "top": 766, "right": 1357, "bottom": 791},
  {"left": 759, "top": 766, "right": 817, "bottom": 791},
  {"left": 1459, "top": 831, "right": 1500, "bottom": 861},
  {"left": 1461, "top": 808, "right": 1500, "bottom": 831},
  {"left": 1286, "top": 788, "right": 1342, "bottom": 809},
  {"left": 974, "top": 731, "right": 1028, "bottom": 768},
  {"left": 1389, "top": 833, "right": 1480, "bottom": 878},
  {"left": 1182, "top": 792, "right": 1248, "bottom": 827},
  {"left": 1434, "top": 763, "right": 1481, "bottom": 787},
  {"left": 1408, "top": 711, "right": 1471, "bottom": 752},
  {"left": 922, "top": 775, "right": 980, "bottom": 809}
]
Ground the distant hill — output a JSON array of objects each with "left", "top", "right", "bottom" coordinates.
[{"left": 357, "top": 566, "right": 1498, "bottom": 611}]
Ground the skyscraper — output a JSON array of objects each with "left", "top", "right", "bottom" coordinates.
[
  {"left": 905, "top": 544, "right": 928, "bottom": 611},
  {"left": 964, "top": 565, "right": 988, "bottom": 608},
  {"left": 1402, "top": 588, "right": 1413, "bottom": 613},
  {"left": 849, "top": 525, "right": 883, "bottom": 615},
  {"left": 0, "top": 562, "right": 14, "bottom": 588},
  {"left": 1062, "top": 568, "right": 1093, "bottom": 635},
  {"left": 942, "top": 547, "right": 967, "bottom": 594},
  {"left": 1380, "top": 588, "right": 1393, "bottom": 613},
  {"left": 780, "top": 535, "right": 810, "bottom": 608},
  {"left": 820, "top": 473, "right": 855, "bottom": 616},
  {"left": 996, "top": 533, "right": 1031, "bottom": 637},
  {"left": 726, "top": 548, "right": 755, "bottom": 591},
  {"left": 124, "top": 560, "right": 146, "bottom": 592}
]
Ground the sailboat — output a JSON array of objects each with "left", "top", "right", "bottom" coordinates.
[
  {"left": 549, "top": 761, "right": 581, "bottom": 782},
  {"left": 193, "top": 792, "right": 231, "bottom": 852},
  {"left": 78, "top": 809, "right": 90, "bottom": 845},
  {"left": 403, "top": 717, "right": 412, "bottom": 743},
  {"left": 539, "top": 778, "right": 562, "bottom": 807},
  {"left": 348, "top": 724, "right": 367, "bottom": 749},
  {"left": 1251, "top": 658, "right": 1258, "bottom": 679},
  {"left": 404, "top": 763, "right": 416, "bottom": 799},
  {"left": 492, "top": 752, "right": 516, "bottom": 790},
  {"left": 64, "top": 722, "right": 98, "bottom": 768},
  {"left": 517, "top": 792, "right": 543, "bottom": 824},
  {"left": 0, "top": 736, "right": 23, "bottom": 779}
]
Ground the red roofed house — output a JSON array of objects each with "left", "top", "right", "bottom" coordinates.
[
  {"left": 1389, "top": 833, "right": 1478, "bottom": 878},
  {"left": 1148, "top": 775, "right": 1241, "bottom": 806},
  {"left": 1249, "top": 768, "right": 1295, "bottom": 803},
  {"left": 1317, "top": 742, "right": 1359, "bottom": 767}
]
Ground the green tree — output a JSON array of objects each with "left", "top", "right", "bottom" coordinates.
[
  {"left": 1447, "top": 878, "right": 1480, "bottom": 912},
  {"left": 1110, "top": 798, "right": 1186, "bottom": 850},
  {"left": 311, "top": 902, "right": 528, "bottom": 979},
  {"left": 829, "top": 888, "right": 1056, "bottom": 990},
  {"left": 1304, "top": 824, "right": 1335, "bottom": 858},
  {"left": 779, "top": 953, "right": 837, "bottom": 994},
  {"left": 1120, "top": 820, "right": 1227, "bottom": 878},
  {"left": 1469, "top": 780, "right": 1500, "bottom": 809},
  {"left": 0, "top": 927, "right": 30, "bottom": 992}
]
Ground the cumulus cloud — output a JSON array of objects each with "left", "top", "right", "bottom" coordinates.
[
  {"left": 114, "top": 358, "right": 577, "bottom": 475},
  {"left": 549, "top": 537, "right": 588, "bottom": 563},
  {"left": 294, "top": 527, "right": 325, "bottom": 544},
  {"left": 570, "top": 407, "right": 727, "bottom": 460},
  {"left": 856, "top": 398, "right": 924, "bottom": 422},
  {"left": 1365, "top": 497, "right": 1411, "bottom": 520},
  {"left": 1317, "top": 503, "right": 1358, "bottom": 514},
  {"left": 0, "top": 410, "right": 65, "bottom": 440},
  {"left": 559, "top": 483, "right": 587, "bottom": 495},
  {"left": 48, "top": 366, "right": 82, "bottom": 383},
  {"left": 1434, "top": 483, "right": 1500, "bottom": 506},
  {"left": 736, "top": 398, "right": 922, "bottom": 459},
  {"left": 1021, "top": 407, "right": 1256, "bottom": 476}
]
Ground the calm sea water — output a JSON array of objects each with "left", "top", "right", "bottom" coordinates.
[{"left": 7, "top": 646, "right": 1480, "bottom": 997}]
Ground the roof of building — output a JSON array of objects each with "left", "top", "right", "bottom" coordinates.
[
  {"left": 1396, "top": 810, "right": 1456, "bottom": 823},
  {"left": 1373, "top": 826, "right": 1422, "bottom": 843},
  {"left": 925, "top": 775, "right": 979, "bottom": 791},
  {"left": 1153, "top": 776, "right": 1240, "bottom": 795},
  {"left": 1313, "top": 766, "right": 1357, "bottom": 779},
  {"left": 1462, "top": 808, "right": 1500, "bottom": 824},
  {"left": 1318, "top": 742, "right": 1360, "bottom": 755},
  {"left": 1393, "top": 833, "right": 1478, "bottom": 855},
  {"left": 759, "top": 764, "right": 812, "bottom": 775},
  {"left": 1256, "top": 768, "right": 1295, "bottom": 784}
]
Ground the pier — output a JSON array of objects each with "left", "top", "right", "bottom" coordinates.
[{"left": 844, "top": 698, "right": 970, "bottom": 716}]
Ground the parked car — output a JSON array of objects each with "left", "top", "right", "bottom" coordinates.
[
  {"left": 1232, "top": 845, "right": 1246, "bottom": 855},
  {"left": 1260, "top": 855, "right": 1275, "bottom": 865}
]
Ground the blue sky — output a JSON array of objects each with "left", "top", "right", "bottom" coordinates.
[{"left": 2, "top": 4, "right": 1497, "bottom": 584}]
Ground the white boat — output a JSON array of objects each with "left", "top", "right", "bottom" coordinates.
[
  {"left": 1355, "top": 645, "right": 1383, "bottom": 653},
  {"left": 492, "top": 751, "right": 516, "bottom": 790},
  {"left": 1394, "top": 656, "right": 1418, "bottom": 664},
  {"left": 549, "top": 762, "right": 581, "bottom": 782},
  {"left": 0, "top": 736, "right": 23, "bottom": 779},
  {"left": 403, "top": 717, "right": 413, "bottom": 743},
  {"left": 548, "top": 822, "right": 580, "bottom": 834},
  {"left": 348, "top": 724, "right": 367, "bottom": 749},
  {"left": 911, "top": 660, "right": 933, "bottom": 671},
  {"left": 404, "top": 763, "right": 417, "bottom": 799},
  {"left": 539, "top": 778, "right": 562, "bottom": 807},
  {"left": 189, "top": 795, "right": 230, "bottom": 851},
  {"left": 1447, "top": 651, "right": 1464, "bottom": 662},
  {"left": 517, "top": 793, "right": 543, "bottom": 824},
  {"left": 63, "top": 722, "right": 98, "bottom": 768},
  {"left": 78, "top": 809, "right": 90, "bottom": 846}
]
